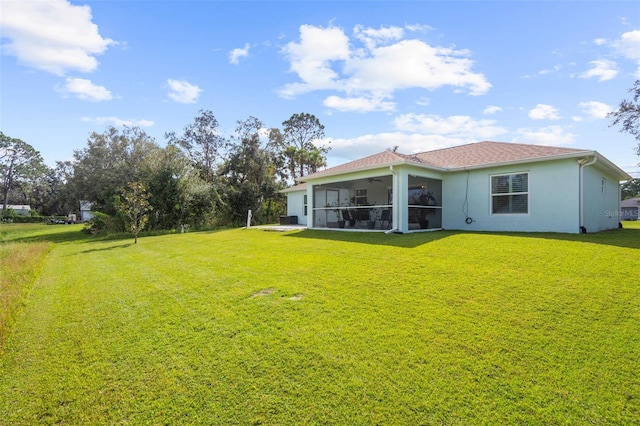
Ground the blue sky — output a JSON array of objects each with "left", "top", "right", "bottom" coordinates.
[{"left": 1, "top": 1, "right": 639, "bottom": 178}]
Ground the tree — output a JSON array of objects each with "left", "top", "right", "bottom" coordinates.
[
  {"left": 165, "top": 110, "right": 228, "bottom": 183},
  {"left": 72, "top": 126, "right": 159, "bottom": 215},
  {"left": 0, "top": 132, "right": 47, "bottom": 215},
  {"left": 274, "top": 113, "right": 330, "bottom": 182},
  {"left": 608, "top": 79, "right": 640, "bottom": 157},
  {"left": 221, "top": 117, "right": 284, "bottom": 224},
  {"left": 115, "top": 181, "right": 152, "bottom": 244},
  {"left": 621, "top": 178, "right": 640, "bottom": 199},
  {"left": 44, "top": 161, "right": 78, "bottom": 217},
  {"left": 141, "top": 145, "right": 189, "bottom": 230},
  {"left": 19, "top": 165, "right": 52, "bottom": 215},
  {"left": 141, "top": 145, "right": 216, "bottom": 230}
]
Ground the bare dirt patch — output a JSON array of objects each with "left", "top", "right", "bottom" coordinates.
[{"left": 251, "top": 288, "right": 276, "bottom": 297}]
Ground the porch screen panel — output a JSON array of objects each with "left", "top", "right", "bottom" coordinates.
[{"left": 491, "top": 173, "right": 528, "bottom": 214}]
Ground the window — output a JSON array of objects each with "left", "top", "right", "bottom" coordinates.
[
  {"left": 491, "top": 173, "right": 528, "bottom": 214},
  {"left": 303, "top": 194, "right": 307, "bottom": 216},
  {"left": 355, "top": 188, "right": 368, "bottom": 205}
]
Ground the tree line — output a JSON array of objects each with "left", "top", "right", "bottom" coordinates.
[
  {"left": 1, "top": 111, "right": 330, "bottom": 233},
  {"left": 3, "top": 79, "right": 640, "bottom": 234}
]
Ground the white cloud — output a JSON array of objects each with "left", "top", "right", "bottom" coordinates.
[
  {"left": 326, "top": 113, "right": 506, "bottom": 161},
  {"left": 580, "top": 59, "right": 618, "bottom": 81},
  {"left": 612, "top": 30, "right": 640, "bottom": 60},
  {"left": 167, "top": 79, "right": 202, "bottom": 104},
  {"left": 528, "top": 104, "right": 561, "bottom": 120},
  {"left": 353, "top": 24, "right": 405, "bottom": 50},
  {"left": 393, "top": 113, "right": 507, "bottom": 140},
  {"left": 344, "top": 39, "right": 491, "bottom": 96},
  {"left": 279, "top": 24, "right": 350, "bottom": 97},
  {"left": 537, "top": 64, "right": 563, "bottom": 75},
  {"left": 483, "top": 105, "right": 503, "bottom": 115},
  {"left": 514, "top": 125, "right": 576, "bottom": 146},
  {"left": 594, "top": 38, "right": 607, "bottom": 46},
  {"left": 0, "top": 0, "right": 114, "bottom": 75},
  {"left": 524, "top": 64, "right": 563, "bottom": 77},
  {"left": 56, "top": 77, "right": 112, "bottom": 101},
  {"left": 323, "top": 95, "right": 395, "bottom": 112},
  {"left": 328, "top": 132, "right": 464, "bottom": 161},
  {"left": 81, "top": 116, "right": 154, "bottom": 128},
  {"left": 279, "top": 24, "right": 491, "bottom": 110},
  {"left": 578, "top": 101, "right": 612, "bottom": 119},
  {"left": 612, "top": 30, "right": 640, "bottom": 77},
  {"left": 404, "top": 24, "right": 434, "bottom": 34},
  {"left": 229, "top": 43, "right": 250, "bottom": 64}
]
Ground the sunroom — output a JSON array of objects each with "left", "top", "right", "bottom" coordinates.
[{"left": 307, "top": 167, "right": 443, "bottom": 232}]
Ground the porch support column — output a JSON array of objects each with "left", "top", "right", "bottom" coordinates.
[
  {"left": 390, "top": 166, "right": 399, "bottom": 231},
  {"left": 395, "top": 167, "right": 409, "bottom": 233},
  {"left": 306, "top": 184, "right": 314, "bottom": 229}
]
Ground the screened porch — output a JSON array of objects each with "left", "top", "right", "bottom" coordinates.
[{"left": 311, "top": 174, "right": 442, "bottom": 231}]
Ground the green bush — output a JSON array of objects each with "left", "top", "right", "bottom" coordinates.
[
  {"left": 82, "top": 212, "right": 125, "bottom": 235},
  {"left": 2, "top": 209, "right": 45, "bottom": 223},
  {"left": 8, "top": 216, "right": 46, "bottom": 224}
]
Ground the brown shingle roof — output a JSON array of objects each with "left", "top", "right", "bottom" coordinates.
[
  {"left": 302, "top": 141, "right": 592, "bottom": 181},
  {"left": 304, "top": 150, "right": 419, "bottom": 179},
  {"left": 279, "top": 182, "right": 307, "bottom": 193},
  {"left": 414, "top": 141, "right": 590, "bottom": 168}
]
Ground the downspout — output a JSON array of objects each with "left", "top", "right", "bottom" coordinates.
[
  {"left": 578, "top": 156, "right": 597, "bottom": 233},
  {"left": 385, "top": 165, "right": 400, "bottom": 234}
]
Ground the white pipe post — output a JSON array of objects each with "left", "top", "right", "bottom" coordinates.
[{"left": 246, "top": 209, "right": 252, "bottom": 228}]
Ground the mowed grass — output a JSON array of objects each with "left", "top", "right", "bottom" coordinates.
[
  {"left": 0, "top": 223, "right": 639, "bottom": 424},
  {"left": 0, "top": 240, "right": 50, "bottom": 346},
  {"left": 0, "top": 224, "right": 87, "bottom": 346}
]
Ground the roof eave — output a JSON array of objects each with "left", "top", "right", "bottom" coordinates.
[
  {"left": 279, "top": 182, "right": 307, "bottom": 193},
  {"left": 446, "top": 150, "right": 631, "bottom": 180},
  {"left": 298, "top": 149, "right": 632, "bottom": 183},
  {"left": 445, "top": 150, "right": 588, "bottom": 171},
  {"left": 300, "top": 159, "right": 446, "bottom": 182},
  {"left": 591, "top": 152, "right": 633, "bottom": 181}
]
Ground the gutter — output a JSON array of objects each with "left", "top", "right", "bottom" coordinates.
[{"left": 578, "top": 156, "right": 597, "bottom": 233}]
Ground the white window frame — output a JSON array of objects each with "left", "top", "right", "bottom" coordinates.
[
  {"left": 490, "top": 172, "right": 529, "bottom": 215},
  {"left": 355, "top": 188, "right": 368, "bottom": 206}
]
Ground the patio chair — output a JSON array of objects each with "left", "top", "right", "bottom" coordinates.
[
  {"left": 380, "top": 209, "right": 391, "bottom": 229},
  {"left": 355, "top": 209, "right": 370, "bottom": 227},
  {"left": 341, "top": 209, "right": 354, "bottom": 227}
]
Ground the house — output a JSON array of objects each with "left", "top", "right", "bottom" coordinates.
[
  {"left": 0, "top": 204, "right": 31, "bottom": 216},
  {"left": 79, "top": 201, "right": 94, "bottom": 222},
  {"left": 621, "top": 197, "right": 639, "bottom": 221},
  {"left": 282, "top": 141, "right": 632, "bottom": 234}
]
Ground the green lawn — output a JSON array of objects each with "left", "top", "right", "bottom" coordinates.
[{"left": 1, "top": 223, "right": 639, "bottom": 424}]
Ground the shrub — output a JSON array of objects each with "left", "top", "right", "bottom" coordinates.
[
  {"left": 8, "top": 216, "right": 46, "bottom": 224},
  {"left": 82, "top": 212, "right": 125, "bottom": 235}
]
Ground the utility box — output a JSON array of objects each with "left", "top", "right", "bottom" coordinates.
[{"left": 279, "top": 215, "right": 298, "bottom": 225}]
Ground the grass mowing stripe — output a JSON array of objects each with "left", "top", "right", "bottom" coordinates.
[
  {"left": 0, "top": 224, "right": 639, "bottom": 424},
  {"left": 0, "top": 241, "right": 51, "bottom": 351}
]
